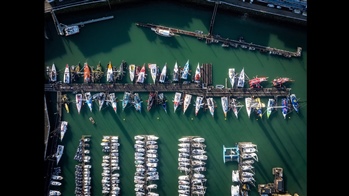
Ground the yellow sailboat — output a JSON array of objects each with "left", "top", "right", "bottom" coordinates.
[{"left": 62, "top": 94, "right": 70, "bottom": 113}]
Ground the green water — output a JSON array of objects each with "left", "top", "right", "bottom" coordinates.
[{"left": 45, "top": 1, "right": 307, "bottom": 196}]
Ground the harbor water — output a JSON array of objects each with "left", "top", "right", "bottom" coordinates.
[{"left": 44, "top": 1, "right": 307, "bottom": 196}]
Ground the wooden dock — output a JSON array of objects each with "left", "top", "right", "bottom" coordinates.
[{"left": 45, "top": 83, "right": 290, "bottom": 99}]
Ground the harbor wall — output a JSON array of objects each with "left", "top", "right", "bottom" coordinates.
[{"left": 45, "top": 0, "right": 306, "bottom": 26}]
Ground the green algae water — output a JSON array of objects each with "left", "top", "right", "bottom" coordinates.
[{"left": 45, "top": 1, "right": 307, "bottom": 196}]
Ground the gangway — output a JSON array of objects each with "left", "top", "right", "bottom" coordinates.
[{"left": 67, "top": 15, "right": 114, "bottom": 28}]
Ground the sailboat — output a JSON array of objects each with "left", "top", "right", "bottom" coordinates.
[
  {"left": 173, "top": 92, "right": 182, "bottom": 112},
  {"left": 289, "top": 94, "right": 299, "bottom": 113},
  {"left": 194, "top": 96, "right": 204, "bottom": 116},
  {"left": 254, "top": 97, "right": 264, "bottom": 118},
  {"left": 129, "top": 64, "right": 136, "bottom": 82},
  {"left": 206, "top": 97, "right": 215, "bottom": 117},
  {"left": 266, "top": 98, "right": 275, "bottom": 119},
  {"left": 60, "top": 121, "right": 68, "bottom": 142},
  {"left": 281, "top": 97, "right": 289, "bottom": 119},
  {"left": 84, "top": 92, "right": 93, "bottom": 112},
  {"left": 50, "top": 63, "right": 57, "bottom": 82},
  {"left": 122, "top": 91, "right": 131, "bottom": 111},
  {"left": 157, "top": 93, "right": 167, "bottom": 113},
  {"left": 106, "top": 61, "right": 114, "bottom": 83},
  {"left": 148, "top": 63, "right": 157, "bottom": 84},
  {"left": 245, "top": 97, "right": 252, "bottom": 118},
  {"left": 55, "top": 145, "right": 64, "bottom": 165},
  {"left": 194, "top": 63, "right": 201, "bottom": 83},
  {"left": 237, "top": 68, "right": 245, "bottom": 88},
  {"left": 230, "top": 98, "right": 243, "bottom": 118},
  {"left": 97, "top": 92, "right": 106, "bottom": 111},
  {"left": 136, "top": 64, "right": 146, "bottom": 83},
  {"left": 249, "top": 76, "right": 268, "bottom": 88},
  {"left": 221, "top": 96, "right": 229, "bottom": 118},
  {"left": 133, "top": 93, "right": 142, "bottom": 112},
  {"left": 228, "top": 68, "right": 236, "bottom": 88},
  {"left": 63, "top": 64, "right": 70, "bottom": 84},
  {"left": 181, "top": 60, "right": 190, "bottom": 80},
  {"left": 182, "top": 94, "right": 192, "bottom": 114},
  {"left": 107, "top": 92, "right": 117, "bottom": 113},
  {"left": 159, "top": 63, "right": 167, "bottom": 83},
  {"left": 173, "top": 61, "right": 179, "bottom": 82},
  {"left": 75, "top": 93, "right": 83, "bottom": 114},
  {"left": 83, "top": 62, "right": 91, "bottom": 83}
]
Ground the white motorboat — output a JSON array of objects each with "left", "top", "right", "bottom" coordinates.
[
  {"left": 232, "top": 170, "right": 239, "bottom": 182},
  {"left": 221, "top": 96, "right": 229, "bottom": 118},
  {"left": 148, "top": 63, "right": 157, "bottom": 84},
  {"left": 182, "top": 94, "right": 192, "bottom": 114},
  {"left": 192, "top": 154, "right": 207, "bottom": 160},
  {"left": 194, "top": 96, "right": 204, "bottom": 116},
  {"left": 106, "top": 61, "right": 114, "bottom": 83},
  {"left": 173, "top": 61, "right": 179, "bottom": 82},
  {"left": 63, "top": 64, "right": 70, "bottom": 84},
  {"left": 151, "top": 27, "right": 175, "bottom": 37},
  {"left": 206, "top": 97, "right": 215, "bottom": 117},
  {"left": 228, "top": 68, "right": 236, "bottom": 88},
  {"left": 240, "top": 152, "right": 258, "bottom": 161},
  {"left": 173, "top": 92, "right": 182, "bottom": 112},
  {"left": 147, "top": 135, "right": 159, "bottom": 140},
  {"left": 136, "top": 64, "right": 146, "bottom": 83},
  {"left": 60, "top": 121, "right": 68, "bottom": 142},
  {"left": 129, "top": 64, "right": 136, "bottom": 82},
  {"left": 55, "top": 145, "right": 64, "bottom": 165},
  {"left": 241, "top": 172, "right": 254, "bottom": 177},
  {"left": 231, "top": 185, "right": 239, "bottom": 196},
  {"left": 181, "top": 60, "right": 190, "bottom": 80},
  {"left": 194, "top": 62, "right": 201, "bottom": 83},
  {"left": 84, "top": 92, "right": 93, "bottom": 112},
  {"left": 159, "top": 63, "right": 167, "bottom": 83},
  {"left": 178, "top": 137, "right": 191, "bottom": 142},
  {"left": 245, "top": 97, "right": 252, "bottom": 118},
  {"left": 75, "top": 93, "right": 83, "bottom": 114},
  {"left": 237, "top": 67, "right": 245, "bottom": 88},
  {"left": 241, "top": 164, "right": 254, "bottom": 172},
  {"left": 107, "top": 92, "right": 117, "bottom": 113}
]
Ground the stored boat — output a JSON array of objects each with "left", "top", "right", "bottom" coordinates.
[
  {"left": 181, "top": 60, "right": 190, "bottom": 80},
  {"left": 60, "top": 121, "right": 68, "bottom": 142},
  {"left": 289, "top": 94, "right": 299, "bottom": 113},
  {"left": 228, "top": 68, "right": 236, "bottom": 88},
  {"left": 106, "top": 61, "right": 114, "bottom": 83},
  {"left": 49, "top": 190, "right": 61, "bottom": 196},
  {"left": 194, "top": 96, "right": 204, "bottom": 116},
  {"left": 151, "top": 27, "right": 175, "bottom": 37},
  {"left": 50, "top": 63, "right": 57, "bottom": 82},
  {"left": 129, "top": 64, "right": 136, "bottom": 82},
  {"left": 173, "top": 61, "right": 179, "bottom": 82},
  {"left": 133, "top": 93, "right": 142, "bottom": 112},
  {"left": 266, "top": 98, "right": 275, "bottom": 119},
  {"left": 136, "top": 64, "right": 146, "bottom": 83},
  {"left": 51, "top": 175, "right": 63, "bottom": 180},
  {"left": 159, "top": 63, "right": 167, "bottom": 83},
  {"left": 245, "top": 97, "right": 252, "bottom": 118},
  {"left": 148, "top": 63, "right": 157, "bottom": 83},
  {"left": 249, "top": 76, "right": 268, "bottom": 88},
  {"left": 281, "top": 98, "right": 288, "bottom": 119},
  {"left": 63, "top": 64, "right": 70, "bottom": 84},
  {"left": 84, "top": 92, "right": 93, "bottom": 112},
  {"left": 107, "top": 92, "right": 117, "bottom": 113},
  {"left": 83, "top": 62, "right": 91, "bottom": 83},
  {"left": 122, "top": 91, "right": 131, "bottom": 111},
  {"left": 50, "top": 180, "right": 62, "bottom": 186},
  {"left": 75, "top": 93, "right": 83, "bottom": 114},
  {"left": 157, "top": 93, "right": 167, "bottom": 113},
  {"left": 206, "top": 97, "right": 215, "bottom": 117},
  {"left": 221, "top": 96, "right": 229, "bottom": 118},
  {"left": 182, "top": 94, "right": 192, "bottom": 114},
  {"left": 237, "top": 67, "right": 245, "bottom": 88},
  {"left": 147, "top": 92, "right": 156, "bottom": 111},
  {"left": 55, "top": 145, "right": 64, "bottom": 165},
  {"left": 194, "top": 63, "right": 201, "bottom": 83},
  {"left": 173, "top": 92, "right": 182, "bottom": 112}
]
